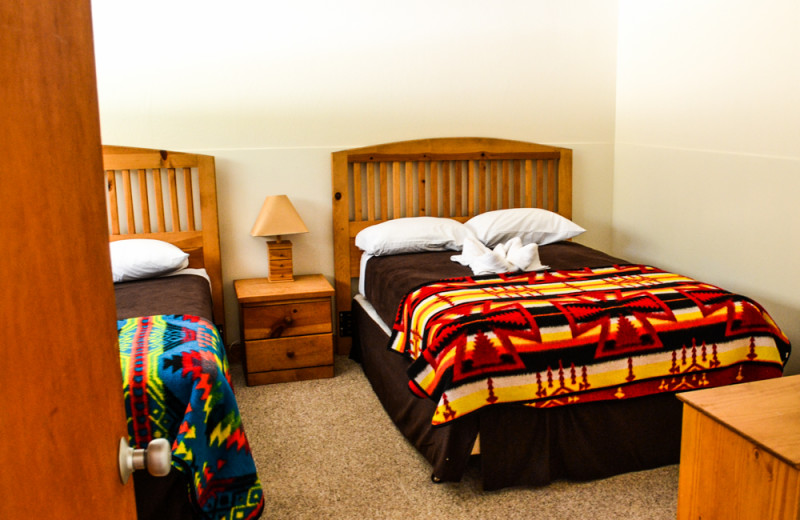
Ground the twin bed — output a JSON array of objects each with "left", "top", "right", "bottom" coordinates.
[
  {"left": 332, "top": 137, "right": 791, "bottom": 489},
  {"left": 104, "top": 146, "right": 263, "bottom": 520}
]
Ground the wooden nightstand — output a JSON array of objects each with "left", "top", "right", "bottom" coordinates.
[{"left": 234, "top": 274, "right": 335, "bottom": 386}]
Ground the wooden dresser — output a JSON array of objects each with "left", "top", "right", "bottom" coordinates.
[
  {"left": 235, "top": 274, "right": 335, "bottom": 385},
  {"left": 677, "top": 374, "right": 800, "bottom": 520}
]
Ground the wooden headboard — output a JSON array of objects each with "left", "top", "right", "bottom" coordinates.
[
  {"left": 331, "top": 137, "right": 572, "bottom": 353},
  {"left": 103, "top": 145, "right": 225, "bottom": 332}
]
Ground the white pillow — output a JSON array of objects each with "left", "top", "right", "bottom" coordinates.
[
  {"left": 110, "top": 239, "right": 190, "bottom": 283},
  {"left": 465, "top": 208, "right": 585, "bottom": 247},
  {"left": 355, "top": 217, "right": 475, "bottom": 256}
]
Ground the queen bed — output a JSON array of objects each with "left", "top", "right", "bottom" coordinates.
[
  {"left": 331, "top": 137, "right": 791, "bottom": 489},
  {"left": 104, "top": 146, "right": 263, "bottom": 519}
]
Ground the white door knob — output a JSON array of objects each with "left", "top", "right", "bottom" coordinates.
[{"left": 118, "top": 437, "right": 172, "bottom": 484}]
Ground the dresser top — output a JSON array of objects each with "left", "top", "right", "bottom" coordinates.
[
  {"left": 678, "top": 374, "right": 800, "bottom": 468},
  {"left": 234, "top": 274, "right": 334, "bottom": 304}
]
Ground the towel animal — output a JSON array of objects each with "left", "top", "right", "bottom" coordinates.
[{"left": 451, "top": 236, "right": 549, "bottom": 275}]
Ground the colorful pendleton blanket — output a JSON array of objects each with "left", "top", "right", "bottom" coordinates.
[
  {"left": 390, "top": 265, "right": 791, "bottom": 426},
  {"left": 118, "top": 314, "right": 264, "bottom": 520}
]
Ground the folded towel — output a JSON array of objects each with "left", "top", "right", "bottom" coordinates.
[
  {"left": 451, "top": 236, "right": 548, "bottom": 275},
  {"left": 506, "top": 237, "right": 548, "bottom": 272}
]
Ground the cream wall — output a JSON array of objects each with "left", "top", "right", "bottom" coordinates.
[
  {"left": 613, "top": 0, "right": 799, "bottom": 373},
  {"left": 92, "top": 0, "right": 619, "bottom": 342}
]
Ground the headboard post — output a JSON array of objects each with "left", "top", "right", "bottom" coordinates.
[
  {"left": 331, "top": 137, "right": 573, "bottom": 355},
  {"left": 558, "top": 148, "right": 573, "bottom": 220},
  {"left": 196, "top": 153, "right": 225, "bottom": 331},
  {"left": 332, "top": 151, "right": 353, "bottom": 353}
]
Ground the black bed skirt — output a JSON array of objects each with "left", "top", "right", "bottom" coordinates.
[
  {"left": 134, "top": 470, "right": 197, "bottom": 520},
  {"left": 351, "top": 297, "right": 683, "bottom": 490}
]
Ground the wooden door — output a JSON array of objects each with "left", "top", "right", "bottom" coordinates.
[{"left": 0, "top": 0, "right": 137, "bottom": 518}]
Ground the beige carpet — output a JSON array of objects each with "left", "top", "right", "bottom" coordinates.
[{"left": 231, "top": 355, "right": 680, "bottom": 519}]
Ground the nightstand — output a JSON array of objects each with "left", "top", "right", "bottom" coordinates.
[{"left": 234, "top": 274, "right": 335, "bottom": 386}]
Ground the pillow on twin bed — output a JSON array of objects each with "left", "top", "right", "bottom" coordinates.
[
  {"left": 355, "top": 217, "right": 475, "bottom": 256},
  {"left": 110, "top": 239, "right": 189, "bottom": 283},
  {"left": 465, "top": 208, "right": 585, "bottom": 247}
]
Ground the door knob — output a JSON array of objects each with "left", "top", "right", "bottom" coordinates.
[{"left": 118, "top": 437, "right": 172, "bottom": 484}]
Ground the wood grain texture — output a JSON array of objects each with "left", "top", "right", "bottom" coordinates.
[
  {"left": 242, "top": 300, "right": 332, "bottom": 340},
  {"left": 245, "top": 334, "right": 334, "bottom": 373},
  {"left": 245, "top": 364, "right": 334, "bottom": 386},
  {"left": 236, "top": 275, "right": 335, "bottom": 385},
  {"left": 267, "top": 239, "right": 294, "bottom": 282},
  {"left": 678, "top": 375, "right": 800, "bottom": 467},
  {"left": 234, "top": 274, "right": 334, "bottom": 303},
  {"left": 0, "top": 0, "right": 136, "bottom": 517},
  {"left": 331, "top": 137, "right": 573, "bottom": 354},
  {"left": 677, "top": 376, "right": 800, "bottom": 520}
]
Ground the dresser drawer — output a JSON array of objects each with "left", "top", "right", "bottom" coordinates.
[
  {"left": 246, "top": 334, "right": 333, "bottom": 373},
  {"left": 242, "top": 299, "right": 331, "bottom": 340}
]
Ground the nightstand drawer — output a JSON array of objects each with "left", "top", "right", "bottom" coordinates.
[
  {"left": 246, "top": 334, "right": 333, "bottom": 372},
  {"left": 242, "top": 299, "right": 332, "bottom": 340}
]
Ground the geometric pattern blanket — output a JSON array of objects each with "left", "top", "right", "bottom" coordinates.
[
  {"left": 118, "top": 315, "right": 264, "bottom": 520},
  {"left": 390, "top": 265, "right": 791, "bottom": 426}
]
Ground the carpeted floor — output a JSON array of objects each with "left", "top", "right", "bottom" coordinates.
[{"left": 231, "top": 355, "right": 680, "bottom": 520}]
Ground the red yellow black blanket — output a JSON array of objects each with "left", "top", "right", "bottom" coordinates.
[
  {"left": 389, "top": 265, "right": 791, "bottom": 426},
  {"left": 118, "top": 314, "right": 264, "bottom": 520}
]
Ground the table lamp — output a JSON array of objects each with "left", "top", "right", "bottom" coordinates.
[{"left": 250, "top": 195, "right": 309, "bottom": 282}]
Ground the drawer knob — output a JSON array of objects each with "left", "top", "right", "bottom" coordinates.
[{"left": 286, "top": 350, "right": 295, "bottom": 359}]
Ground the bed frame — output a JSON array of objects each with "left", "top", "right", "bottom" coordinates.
[
  {"left": 331, "top": 137, "right": 689, "bottom": 489},
  {"left": 103, "top": 145, "right": 225, "bottom": 333},
  {"left": 331, "top": 137, "right": 686, "bottom": 488},
  {"left": 332, "top": 137, "right": 572, "bottom": 354},
  {"left": 103, "top": 145, "right": 227, "bottom": 519}
]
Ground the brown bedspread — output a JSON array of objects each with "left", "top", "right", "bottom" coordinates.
[
  {"left": 364, "top": 241, "right": 627, "bottom": 326},
  {"left": 114, "top": 273, "right": 214, "bottom": 322}
]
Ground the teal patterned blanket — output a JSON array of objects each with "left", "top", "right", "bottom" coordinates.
[{"left": 118, "top": 314, "right": 264, "bottom": 520}]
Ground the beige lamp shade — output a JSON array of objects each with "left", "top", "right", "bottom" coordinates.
[{"left": 250, "top": 195, "right": 309, "bottom": 238}]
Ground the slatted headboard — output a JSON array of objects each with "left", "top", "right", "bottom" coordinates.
[
  {"left": 331, "top": 137, "right": 572, "bottom": 353},
  {"left": 103, "top": 145, "right": 225, "bottom": 332}
]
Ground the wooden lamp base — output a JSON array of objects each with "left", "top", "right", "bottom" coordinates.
[{"left": 267, "top": 239, "right": 294, "bottom": 282}]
